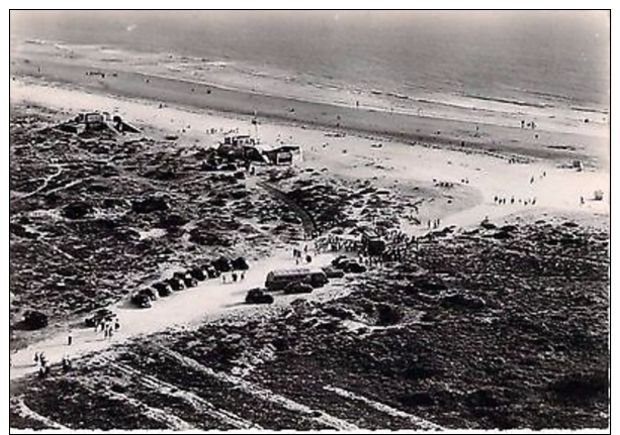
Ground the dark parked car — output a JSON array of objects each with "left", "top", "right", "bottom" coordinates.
[
  {"left": 84, "top": 308, "right": 115, "bottom": 327},
  {"left": 212, "top": 256, "right": 233, "bottom": 272},
  {"left": 284, "top": 281, "right": 314, "bottom": 294},
  {"left": 331, "top": 255, "right": 350, "bottom": 269},
  {"left": 321, "top": 266, "right": 345, "bottom": 279},
  {"left": 135, "top": 288, "right": 158, "bottom": 302},
  {"left": 203, "top": 264, "right": 220, "bottom": 279},
  {"left": 245, "top": 288, "right": 274, "bottom": 304},
  {"left": 168, "top": 276, "right": 185, "bottom": 291},
  {"left": 174, "top": 271, "right": 197, "bottom": 288},
  {"left": 344, "top": 261, "right": 367, "bottom": 273},
  {"left": 190, "top": 267, "right": 207, "bottom": 281},
  {"left": 21, "top": 310, "right": 49, "bottom": 330},
  {"left": 130, "top": 293, "right": 152, "bottom": 309},
  {"left": 153, "top": 281, "right": 172, "bottom": 297},
  {"left": 232, "top": 256, "right": 250, "bottom": 270},
  {"left": 331, "top": 256, "right": 366, "bottom": 273}
]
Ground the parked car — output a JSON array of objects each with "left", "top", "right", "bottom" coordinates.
[
  {"left": 331, "top": 256, "right": 366, "bottom": 273},
  {"left": 190, "top": 266, "right": 207, "bottom": 281},
  {"left": 232, "top": 256, "right": 250, "bottom": 270},
  {"left": 130, "top": 293, "right": 152, "bottom": 309},
  {"left": 344, "top": 261, "right": 367, "bottom": 273},
  {"left": 331, "top": 255, "right": 350, "bottom": 269},
  {"left": 283, "top": 281, "right": 314, "bottom": 294},
  {"left": 153, "top": 281, "right": 172, "bottom": 297},
  {"left": 321, "top": 266, "right": 345, "bottom": 279},
  {"left": 245, "top": 288, "right": 274, "bottom": 304},
  {"left": 168, "top": 276, "right": 185, "bottom": 291},
  {"left": 21, "top": 310, "right": 49, "bottom": 330},
  {"left": 213, "top": 256, "right": 233, "bottom": 273},
  {"left": 174, "top": 271, "right": 197, "bottom": 288},
  {"left": 84, "top": 308, "right": 115, "bottom": 327}
]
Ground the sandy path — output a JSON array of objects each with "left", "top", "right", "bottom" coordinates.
[{"left": 10, "top": 249, "right": 335, "bottom": 381}]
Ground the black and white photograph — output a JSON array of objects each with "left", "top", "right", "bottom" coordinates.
[{"left": 8, "top": 8, "right": 611, "bottom": 432}]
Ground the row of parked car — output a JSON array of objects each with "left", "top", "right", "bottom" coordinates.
[
  {"left": 244, "top": 255, "right": 367, "bottom": 304},
  {"left": 130, "top": 256, "right": 250, "bottom": 308}
]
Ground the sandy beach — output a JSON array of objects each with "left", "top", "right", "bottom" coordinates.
[{"left": 11, "top": 44, "right": 609, "bottom": 169}]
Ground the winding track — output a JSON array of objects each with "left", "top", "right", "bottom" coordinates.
[{"left": 256, "top": 181, "right": 317, "bottom": 239}]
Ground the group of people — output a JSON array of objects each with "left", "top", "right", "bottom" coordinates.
[
  {"left": 221, "top": 271, "right": 246, "bottom": 284},
  {"left": 315, "top": 235, "right": 362, "bottom": 254},
  {"left": 33, "top": 351, "right": 50, "bottom": 377},
  {"left": 31, "top": 351, "right": 73, "bottom": 377},
  {"left": 427, "top": 218, "right": 442, "bottom": 229},
  {"left": 94, "top": 317, "right": 121, "bottom": 340},
  {"left": 493, "top": 195, "right": 537, "bottom": 206},
  {"left": 292, "top": 246, "right": 313, "bottom": 265},
  {"left": 316, "top": 227, "right": 419, "bottom": 265},
  {"left": 520, "top": 119, "right": 537, "bottom": 130}
]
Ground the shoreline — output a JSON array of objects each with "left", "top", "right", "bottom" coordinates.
[{"left": 11, "top": 56, "right": 609, "bottom": 168}]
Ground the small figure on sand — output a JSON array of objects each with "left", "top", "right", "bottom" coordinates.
[{"left": 67, "top": 332, "right": 73, "bottom": 346}]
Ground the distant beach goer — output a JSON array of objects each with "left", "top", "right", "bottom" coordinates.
[
  {"left": 67, "top": 332, "right": 73, "bottom": 346},
  {"left": 232, "top": 272, "right": 238, "bottom": 283},
  {"left": 114, "top": 320, "right": 120, "bottom": 331}
]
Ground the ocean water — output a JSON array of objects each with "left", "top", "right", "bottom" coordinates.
[{"left": 11, "top": 10, "right": 610, "bottom": 111}]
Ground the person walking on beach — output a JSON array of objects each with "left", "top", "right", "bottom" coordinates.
[
  {"left": 114, "top": 319, "right": 120, "bottom": 331},
  {"left": 67, "top": 331, "right": 73, "bottom": 346},
  {"left": 232, "top": 272, "right": 238, "bottom": 283},
  {"left": 34, "top": 352, "right": 40, "bottom": 366}
]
